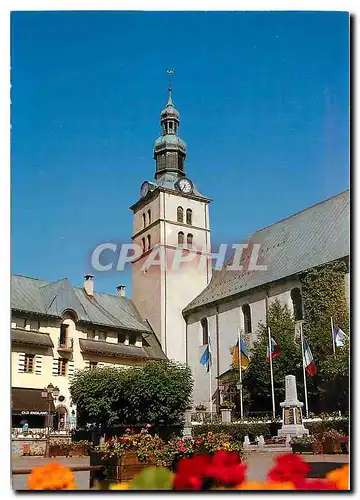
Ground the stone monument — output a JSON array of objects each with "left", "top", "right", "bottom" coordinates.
[{"left": 278, "top": 375, "right": 309, "bottom": 437}]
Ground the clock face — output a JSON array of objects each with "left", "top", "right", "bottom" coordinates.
[
  {"left": 178, "top": 178, "right": 192, "bottom": 194},
  {"left": 140, "top": 181, "right": 149, "bottom": 198}
]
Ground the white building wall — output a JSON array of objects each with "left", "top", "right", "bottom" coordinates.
[{"left": 186, "top": 279, "right": 302, "bottom": 407}]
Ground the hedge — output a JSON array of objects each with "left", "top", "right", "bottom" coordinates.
[
  {"left": 192, "top": 423, "right": 279, "bottom": 442},
  {"left": 304, "top": 418, "right": 349, "bottom": 436},
  {"left": 192, "top": 418, "right": 349, "bottom": 442}
]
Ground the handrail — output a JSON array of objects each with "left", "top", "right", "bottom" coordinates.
[{"left": 12, "top": 465, "right": 105, "bottom": 475}]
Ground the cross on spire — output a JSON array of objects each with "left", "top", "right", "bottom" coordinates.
[{"left": 166, "top": 69, "right": 175, "bottom": 105}]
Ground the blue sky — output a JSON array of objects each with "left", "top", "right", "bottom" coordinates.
[{"left": 11, "top": 11, "right": 349, "bottom": 295}]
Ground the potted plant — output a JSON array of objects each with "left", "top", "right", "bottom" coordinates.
[
  {"left": 290, "top": 436, "right": 314, "bottom": 454},
  {"left": 91, "top": 427, "right": 162, "bottom": 483},
  {"left": 321, "top": 430, "right": 344, "bottom": 454},
  {"left": 195, "top": 404, "right": 207, "bottom": 412},
  {"left": 220, "top": 401, "right": 234, "bottom": 423}
]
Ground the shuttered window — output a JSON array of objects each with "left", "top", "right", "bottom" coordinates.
[
  {"left": 58, "top": 359, "right": 67, "bottom": 376},
  {"left": 24, "top": 354, "right": 34, "bottom": 373}
]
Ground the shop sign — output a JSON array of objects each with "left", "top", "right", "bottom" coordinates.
[{"left": 20, "top": 411, "right": 48, "bottom": 416}]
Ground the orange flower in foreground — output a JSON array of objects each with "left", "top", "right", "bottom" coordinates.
[
  {"left": 27, "top": 462, "right": 76, "bottom": 490},
  {"left": 236, "top": 481, "right": 295, "bottom": 490},
  {"left": 326, "top": 464, "right": 349, "bottom": 490}
]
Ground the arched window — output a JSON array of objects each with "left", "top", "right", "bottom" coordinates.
[
  {"left": 186, "top": 209, "right": 192, "bottom": 225},
  {"left": 142, "top": 237, "right": 146, "bottom": 253},
  {"left": 142, "top": 213, "right": 146, "bottom": 228},
  {"left": 201, "top": 318, "right": 209, "bottom": 345},
  {"left": 178, "top": 231, "right": 184, "bottom": 246},
  {"left": 177, "top": 206, "right": 184, "bottom": 223},
  {"left": 148, "top": 210, "right": 151, "bottom": 225},
  {"left": 291, "top": 288, "right": 303, "bottom": 321},
  {"left": 187, "top": 233, "right": 193, "bottom": 247},
  {"left": 147, "top": 234, "right": 151, "bottom": 250},
  {"left": 242, "top": 304, "right": 252, "bottom": 334}
]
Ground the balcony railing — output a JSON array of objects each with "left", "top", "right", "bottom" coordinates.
[{"left": 58, "top": 337, "right": 74, "bottom": 350}]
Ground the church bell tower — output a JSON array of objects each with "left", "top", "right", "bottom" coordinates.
[{"left": 130, "top": 84, "right": 212, "bottom": 362}]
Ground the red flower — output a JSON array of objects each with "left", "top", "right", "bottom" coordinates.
[
  {"left": 206, "top": 450, "right": 246, "bottom": 486},
  {"left": 295, "top": 479, "right": 337, "bottom": 490},
  {"left": 178, "top": 446, "right": 186, "bottom": 453},
  {"left": 267, "top": 453, "right": 310, "bottom": 483},
  {"left": 173, "top": 454, "right": 212, "bottom": 490}
]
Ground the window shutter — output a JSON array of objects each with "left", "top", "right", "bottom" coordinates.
[
  {"left": 35, "top": 355, "right": 42, "bottom": 375},
  {"left": 18, "top": 353, "right": 25, "bottom": 373},
  {"left": 68, "top": 361, "right": 75, "bottom": 380},
  {"left": 52, "top": 358, "right": 59, "bottom": 376}
]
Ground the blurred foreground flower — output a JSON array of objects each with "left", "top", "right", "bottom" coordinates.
[
  {"left": 27, "top": 462, "right": 76, "bottom": 490},
  {"left": 326, "top": 464, "right": 349, "bottom": 490}
]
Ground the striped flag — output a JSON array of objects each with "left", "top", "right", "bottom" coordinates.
[
  {"left": 332, "top": 324, "right": 348, "bottom": 348},
  {"left": 232, "top": 338, "right": 249, "bottom": 370},
  {"left": 303, "top": 336, "right": 316, "bottom": 376},
  {"left": 266, "top": 337, "right": 280, "bottom": 360}
]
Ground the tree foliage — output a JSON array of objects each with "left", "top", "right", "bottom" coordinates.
[
  {"left": 240, "top": 300, "right": 302, "bottom": 414},
  {"left": 300, "top": 260, "right": 349, "bottom": 413},
  {"left": 69, "top": 360, "right": 193, "bottom": 427}
]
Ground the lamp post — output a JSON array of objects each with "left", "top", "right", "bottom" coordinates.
[{"left": 41, "top": 383, "right": 59, "bottom": 458}]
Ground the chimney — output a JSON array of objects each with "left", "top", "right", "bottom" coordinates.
[
  {"left": 84, "top": 274, "right": 94, "bottom": 296},
  {"left": 116, "top": 285, "right": 126, "bottom": 298}
]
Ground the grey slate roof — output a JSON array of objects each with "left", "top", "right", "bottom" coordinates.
[
  {"left": 11, "top": 275, "right": 152, "bottom": 333},
  {"left": 183, "top": 190, "right": 350, "bottom": 315},
  {"left": 79, "top": 336, "right": 167, "bottom": 361},
  {"left": 11, "top": 328, "right": 54, "bottom": 347}
]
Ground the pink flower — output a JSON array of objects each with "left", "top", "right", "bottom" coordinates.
[{"left": 145, "top": 424, "right": 151, "bottom": 429}]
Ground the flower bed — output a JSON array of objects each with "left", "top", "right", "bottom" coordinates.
[{"left": 26, "top": 452, "right": 349, "bottom": 490}]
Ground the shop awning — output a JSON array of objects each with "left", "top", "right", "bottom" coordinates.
[{"left": 12, "top": 387, "right": 55, "bottom": 416}]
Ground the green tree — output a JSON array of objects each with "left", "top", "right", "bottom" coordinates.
[
  {"left": 70, "top": 360, "right": 193, "bottom": 427},
  {"left": 320, "top": 343, "right": 349, "bottom": 413},
  {"left": 300, "top": 260, "right": 349, "bottom": 412},
  {"left": 241, "top": 300, "right": 302, "bottom": 415}
]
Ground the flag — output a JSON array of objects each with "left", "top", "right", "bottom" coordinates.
[
  {"left": 266, "top": 337, "right": 280, "bottom": 360},
  {"left": 232, "top": 339, "right": 249, "bottom": 370},
  {"left": 332, "top": 324, "right": 348, "bottom": 348},
  {"left": 303, "top": 336, "right": 316, "bottom": 376},
  {"left": 200, "top": 339, "right": 212, "bottom": 373}
]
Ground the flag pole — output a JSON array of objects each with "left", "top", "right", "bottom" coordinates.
[
  {"left": 208, "top": 337, "right": 213, "bottom": 423},
  {"left": 268, "top": 326, "right": 276, "bottom": 418},
  {"left": 330, "top": 316, "right": 336, "bottom": 356},
  {"left": 209, "top": 360, "right": 213, "bottom": 422},
  {"left": 300, "top": 322, "right": 309, "bottom": 418},
  {"left": 238, "top": 328, "right": 244, "bottom": 419}
]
